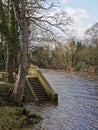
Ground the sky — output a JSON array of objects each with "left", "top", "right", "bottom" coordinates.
[{"left": 57, "top": 0, "right": 98, "bottom": 39}]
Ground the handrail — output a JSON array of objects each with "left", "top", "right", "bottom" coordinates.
[{"left": 26, "top": 77, "right": 38, "bottom": 102}]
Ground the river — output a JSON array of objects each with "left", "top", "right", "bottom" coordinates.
[{"left": 26, "top": 71, "right": 98, "bottom": 130}]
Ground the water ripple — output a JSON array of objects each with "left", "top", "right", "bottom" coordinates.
[{"left": 26, "top": 71, "right": 98, "bottom": 130}]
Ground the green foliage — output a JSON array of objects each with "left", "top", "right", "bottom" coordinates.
[
  {"left": 74, "top": 64, "right": 81, "bottom": 71},
  {"left": 0, "top": 0, "right": 20, "bottom": 82},
  {"left": 30, "top": 44, "right": 65, "bottom": 69},
  {"left": 0, "top": 108, "right": 22, "bottom": 129},
  {"left": 0, "top": 107, "right": 42, "bottom": 130},
  {"left": 0, "top": 81, "right": 42, "bottom": 130},
  {"left": 29, "top": 39, "right": 98, "bottom": 73},
  {"left": 0, "top": 83, "right": 14, "bottom": 101},
  {"left": 0, "top": 42, "right": 5, "bottom": 70}
]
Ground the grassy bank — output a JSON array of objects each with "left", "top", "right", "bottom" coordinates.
[
  {"left": 0, "top": 106, "right": 42, "bottom": 130},
  {"left": 0, "top": 74, "right": 42, "bottom": 130}
]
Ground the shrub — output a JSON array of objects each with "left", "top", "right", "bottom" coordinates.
[
  {"left": 74, "top": 64, "right": 81, "bottom": 71},
  {"left": 0, "top": 83, "right": 14, "bottom": 101}
]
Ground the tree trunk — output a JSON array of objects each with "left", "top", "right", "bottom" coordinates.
[
  {"left": 12, "top": 47, "right": 28, "bottom": 104},
  {"left": 6, "top": 45, "right": 14, "bottom": 82},
  {"left": 12, "top": 0, "right": 30, "bottom": 105}
]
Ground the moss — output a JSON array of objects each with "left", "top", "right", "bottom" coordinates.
[
  {"left": 0, "top": 83, "right": 14, "bottom": 103},
  {"left": 0, "top": 107, "right": 42, "bottom": 130},
  {"left": 27, "top": 65, "right": 39, "bottom": 76},
  {"left": 0, "top": 81, "right": 42, "bottom": 130},
  {"left": 28, "top": 68, "right": 37, "bottom": 77},
  {"left": 0, "top": 72, "right": 42, "bottom": 129},
  {"left": 0, "top": 107, "right": 22, "bottom": 129}
]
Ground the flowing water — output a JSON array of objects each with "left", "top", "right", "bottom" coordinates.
[{"left": 26, "top": 71, "right": 98, "bottom": 130}]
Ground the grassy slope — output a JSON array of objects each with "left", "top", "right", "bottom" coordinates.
[{"left": 0, "top": 72, "right": 42, "bottom": 130}]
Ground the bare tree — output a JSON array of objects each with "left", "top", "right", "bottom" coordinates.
[
  {"left": 12, "top": 0, "right": 30, "bottom": 104},
  {"left": 12, "top": 0, "right": 72, "bottom": 104},
  {"left": 86, "top": 22, "right": 98, "bottom": 46},
  {"left": 85, "top": 22, "right": 98, "bottom": 72}
]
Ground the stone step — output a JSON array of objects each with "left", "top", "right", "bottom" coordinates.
[
  {"left": 24, "top": 82, "right": 35, "bottom": 103},
  {"left": 23, "top": 77, "right": 49, "bottom": 102},
  {"left": 30, "top": 81, "right": 41, "bottom": 86},
  {"left": 34, "top": 91, "right": 47, "bottom": 94},
  {"left": 33, "top": 88, "right": 45, "bottom": 91},
  {"left": 35, "top": 94, "right": 48, "bottom": 97},
  {"left": 28, "top": 77, "right": 49, "bottom": 101}
]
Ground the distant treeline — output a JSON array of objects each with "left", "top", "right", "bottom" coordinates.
[{"left": 29, "top": 39, "right": 98, "bottom": 73}]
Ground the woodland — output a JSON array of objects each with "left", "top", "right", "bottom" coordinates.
[
  {"left": 0, "top": 0, "right": 98, "bottom": 104},
  {"left": 0, "top": 0, "right": 98, "bottom": 129}
]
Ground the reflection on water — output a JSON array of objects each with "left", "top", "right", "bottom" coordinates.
[{"left": 26, "top": 71, "right": 98, "bottom": 130}]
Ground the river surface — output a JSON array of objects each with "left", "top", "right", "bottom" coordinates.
[{"left": 26, "top": 71, "right": 98, "bottom": 130}]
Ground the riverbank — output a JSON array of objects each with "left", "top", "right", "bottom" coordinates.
[
  {"left": 0, "top": 105, "right": 42, "bottom": 130},
  {"left": 0, "top": 80, "right": 42, "bottom": 130}
]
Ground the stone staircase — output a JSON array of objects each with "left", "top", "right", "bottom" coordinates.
[
  {"left": 24, "top": 77, "right": 49, "bottom": 103},
  {"left": 28, "top": 77, "right": 49, "bottom": 101},
  {"left": 24, "top": 82, "right": 35, "bottom": 103}
]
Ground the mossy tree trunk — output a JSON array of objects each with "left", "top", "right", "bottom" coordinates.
[
  {"left": 0, "top": 0, "right": 19, "bottom": 82},
  {"left": 12, "top": 0, "right": 30, "bottom": 104},
  {"left": 6, "top": 45, "right": 14, "bottom": 82}
]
